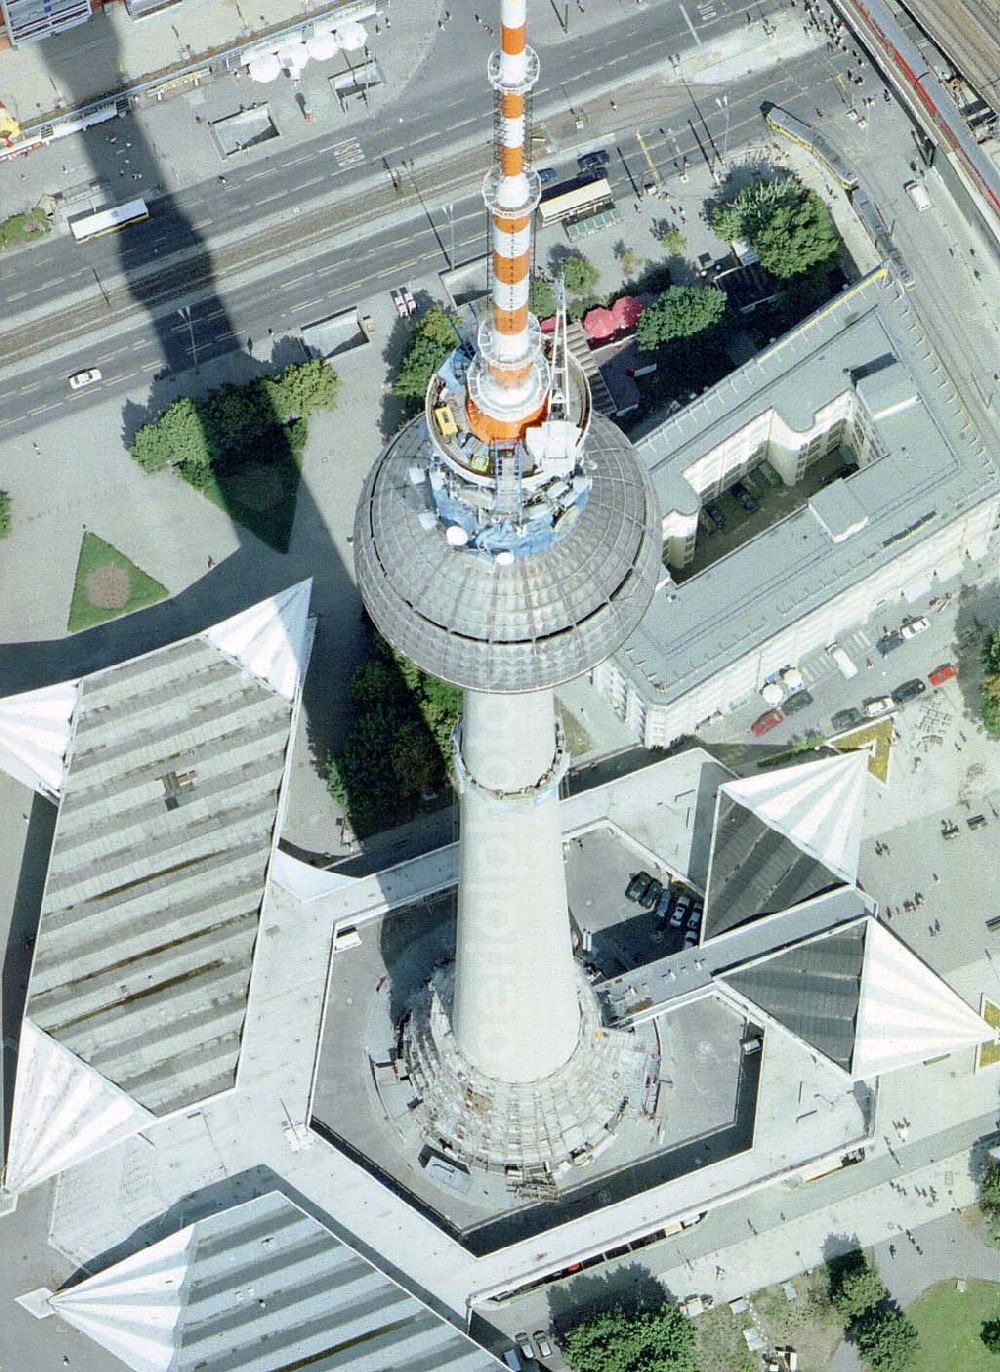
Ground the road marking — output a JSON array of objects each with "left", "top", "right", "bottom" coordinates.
[
  {"left": 18, "top": 381, "right": 40, "bottom": 393},
  {"left": 299, "top": 175, "right": 324, "bottom": 189},
  {"left": 8, "top": 290, "right": 27, "bottom": 301},
  {"left": 289, "top": 297, "right": 321, "bottom": 313},
  {"left": 29, "top": 401, "right": 62, "bottom": 414},
  {"left": 191, "top": 218, "right": 213, "bottom": 230},
  {"left": 678, "top": 4, "right": 702, "bottom": 43},
  {"left": 331, "top": 136, "right": 365, "bottom": 169},
  {"left": 140, "top": 360, "right": 161, "bottom": 372},
  {"left": 257, "top": 191, "right": 286, "bottom": 206}
]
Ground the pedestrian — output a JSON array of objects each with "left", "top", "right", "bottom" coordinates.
[
  {"left": 889, "top": 1243, "right": 896, "bottom": 1257},
  {"left": 610, "top": 99, "right": 618, "bottom": 111},
  {"left": 934, "top": 917, "right": 940, "bottom": 931},
  {"left": 207, "top": 554, "right": 214, "bottom": 570}
]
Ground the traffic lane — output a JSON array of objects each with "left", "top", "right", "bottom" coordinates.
[{"left": 0, "top": 1, "right": 776, "bottom": 320}]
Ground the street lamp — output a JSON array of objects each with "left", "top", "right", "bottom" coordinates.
[
  {"left": 178, "top": 306, "right": 197, "bottom": 371},
  {"left": 714, "top": 94, "right": 730, "bottom": 173},
  {"left": 444, "top": 202, "right": 455, "bottom": 270}
]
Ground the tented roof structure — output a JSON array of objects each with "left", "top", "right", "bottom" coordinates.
[
  {"left": 48, "top": 1192, "right": 496, "bottom": 1372},
  {"left": 703, "top": 752, "right": 868, "bottom": 940},
  {"left": 0, "top": 678, "right": 79, "bottom": 798},
  {"left": 720, "top": 916, "right": 992, "bottom": 1079},
  {"left": 1, "top": 583, "right": 312, "bottom": 1195}
]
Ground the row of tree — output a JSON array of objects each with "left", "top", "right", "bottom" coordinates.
[
  {"left": 980, "top": 629, "right": 1000, "bottom": 738},
  {"left": 326, "top": 632, "right": 462, "bottom": 838},
  {"left": 0, "top": 490, "right": 10, "bottom": 539},
  {"left": 827, "top": 1249, "right": 919, "bottom": 1371},
  {"left": 562, "top": 1301, "right": 696, "bottom": 1372},
  {"left": 392, "top": 305, "right": 460, "bottom": 403},
  {"left": 711, "top": 176, "right": 839, "bottom": 280},
  {"left": 129, "top": 357, "right": 340, "bottom": 485}
]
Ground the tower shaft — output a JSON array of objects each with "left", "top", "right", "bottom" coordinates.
[{"left": 451, "top": 688, "right": 581, "bottom": 1081}]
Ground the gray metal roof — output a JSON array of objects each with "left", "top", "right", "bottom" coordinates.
[
  {"left": 704, "top": 792, "right": 843, "bottom": 940},
  {"left": 26, "top": 636, "right": 292, "bottom": 1116},
  {"left": 0, "top": 0, "right": 91, "bottom": 46},
  {"left": 50, "top": 1192, "right": 497, "bottom": 1372},
  {"left": 354, "top": 413, "right": 661, "bottom": 692},
  {"left": 722, "top": 922, "right": 868, "bottom": 1070},
  {"left": 619, "top": 271, "right": 998, "bottom": 708}
]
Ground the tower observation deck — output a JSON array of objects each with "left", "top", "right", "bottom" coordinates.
[{"left": 354, "top": 0, "right": 660, "bottom": 1181}]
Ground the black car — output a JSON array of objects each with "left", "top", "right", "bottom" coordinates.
[
  {"left": 783, "top": 689, "right": 814, "bottom": 715},
  {"left": 730, "top": 481, "right": 758, "bottom": 513},
  {"left": 831, "top": 706, "right": 864, "bottom": 731},
  {"left": 705, "top": 503, "right": 726, "bottom": 530},
  {"left": 640, "top": 878, "right": 663, "bottom": 910},
  {"left": 578, "top": 149, "right": 610, "bottom": 170},
  {"left": 876, "top": 631, "right": 904, "bottom": 656},
  {"left": 892, "top": 678, "right": 927, "bottom": 704},
  {"left": 626, "top": 871, "right": 653, "bottom": 903},
  {"left": 537, "top": 166, "right": 558, "bottom": 185}
]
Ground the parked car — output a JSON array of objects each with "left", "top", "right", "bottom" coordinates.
[
  {"left": 626, "top": 872, "right": 653, "bottom": 903},
  {"left": 670, "top": 895, "right": 690, "bottom": 929},
  {"left": 534, "top": 1331, "right": 554, "bottom": 1359},
  {"left": 683, "top": 926, "right": 699, "bottom": 948},
  {"left": 654, "top": 888, "right": 674, "bottom": 923},
  {"left": 751, "top": 708, "right": 784, "bottom": 736},
  {"left": 900, "top": 615, "right": 930, "bottom": 639},
  {"left": 863, "top": 695, "right": 895, "bottom": 718},
  {"left": 705, "top": 503, "right": 726, "bottom": 530},
  {"left": 892, "top": 678, "right": 927, "bottom": 704},
  {"left": 503, "top": 1349, "right": 522, "bottom": 1371},
  {"left": 578, "top": 148, "right": 610, "bottom": 170},
  {"left": 783, "top": 689, "right": 814, "bottom": 715},
  {"left": 68, "top": 367, "right": 102, "bottom": 390},
  {"left": 876, "top": 631, "right": 904, "bottom": 656},
  {"left": 831, "top": 706, "right": 864, "bottom": 731},
  {"left": 730, "top": 481, "right": 757, "bottom": 512},
  {"left": 537, "top": 166, "right": 558, "bottom": 185},
  {"left": 640, "top": 878, "right": 663, "bottom": 910},
  {"left": 515, "top": 1333, "right": 534, "bottom": 1362},
  {"left": 929, "top": 662, "right": 958, "bottom": 686},
  {"left": 826, "top": 642, "right": 858, "bottom": 678}
]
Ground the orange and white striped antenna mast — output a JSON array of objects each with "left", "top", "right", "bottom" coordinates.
[{"left": 464, "top": 0, "right": 550, "bottom": 444}]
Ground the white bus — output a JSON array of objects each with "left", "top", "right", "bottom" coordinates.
[
  {"left": 537, "top": 176, "right": 613, "bottom": 228},
  {"left": 70, "top": 199, "right": 149, "bottom": 242}
]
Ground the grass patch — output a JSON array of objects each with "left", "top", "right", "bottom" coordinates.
[
  {"left": 977, "top": 996, "right": 1000, "bottom": 1070},
  {"left": 0, "top": 206, "right": 51, "bottom": 253},
  {"left": 831, "top": 718, "right": 894, "bottom": 783},
  {"left": 907, "top": 1277, "right": 1000, "bottom": 1370},
  {"left": 67, "top": 533, "right": 168, "bottom": 633},
  {"left": 694, "top": 1303, "right": 755, "bottom": 1372}
]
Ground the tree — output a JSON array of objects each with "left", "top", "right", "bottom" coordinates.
[
  {"left": 854, "top": 1306, "right": 919, "bottom": 1371},
  {"left": 130, "top": 420, "right": 174, "bottom": 473},
  {"left": 156, "top": 395, "right": 216, "bottom": 480},
  {"left": 711, "top": 177, "right": 838, "bottom": 280},
  {"left": 982, "top": 1318, "right": 1000, "bottom": 1353},
  {"left": 980, "top": 1156, "right": 1000, "bottom": 1231},
  {"left": 529, "top": 275, "right": 557, "bottom": 317},
  {"left": 0, "top": 490, "right": 10, "bottom": 539},
  {"left": 832, "top": 1262, "right": 887, "bottom": 1319},
  {"left": 271, "top": 357, "right": 339, "bottom": 419},
  {"left": 562, "top": 1303, "right": 696, "bottom": 1372},
  {"left": 560, "top": 252, "right": 600, "bottom": 296},
  {"left": 635, "top": 284, "right": 727, "bottom": 352},
  {"left": 754, "top": 190, "right": 839, "bottom": 279},
  {"left": 652, "top": 223, "right": 687, "bottom": 255},
  {"left": 393, "top": 306, "right": 459, "bottom": 400}
]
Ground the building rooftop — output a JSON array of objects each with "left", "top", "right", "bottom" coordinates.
[
  {"left": 1, "top": 583, "right": 312, "bottom": 1195},
  {"left": 48, "top": 1191, "right": 496, "bottom": 1372},
  {"left": 621, "top": 269, "right": 997, "bottom": 709}
]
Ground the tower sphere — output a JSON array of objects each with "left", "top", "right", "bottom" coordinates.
[{"left": 354, "top": 411, "right": 661, "bottom": 693}]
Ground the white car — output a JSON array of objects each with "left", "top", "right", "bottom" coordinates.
[
  {"left": 68, "top": 367, "right": 102, "bottom": 390},
  {"left": 900, "top": 616, "right": 930, "bottom": 639},
  {"left": 863, "top": 695, "right": 895, "bottom": 718}
]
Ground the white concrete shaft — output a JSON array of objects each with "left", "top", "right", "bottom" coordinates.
[{"left": 451, "top": 688, "right": 581, "bottom": 1082}]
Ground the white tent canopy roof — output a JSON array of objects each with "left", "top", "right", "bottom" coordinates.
[
  {"left": 853, "top": 920, "right": 993, "bottom": 1078},
  {"left": 202, "top": 579, "right": 312, "bottom": 700},
  {"left": 721, "top": 750, "right": 868, "bottom": 884},
  {"left": 0, "top": 678, "right": 80, "bottom": 798},
  {"left": 3, "top": 1021, "right": 153, "bottom": 1194}
]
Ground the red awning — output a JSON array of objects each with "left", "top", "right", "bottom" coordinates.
[
  {"left": 539, "top": 315, "right": 557, "bottom": 334},
  {"left": 611, "top": 295, "right": 644, "bottom": 329},
  {"left": 582, "top": 306, "right": 616, "bottom": 340}
]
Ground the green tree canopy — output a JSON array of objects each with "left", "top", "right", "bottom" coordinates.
[
  {"left": 562, "top": 1303, "right": 696, "bottom": 1372},
  {"left": 635, "top": 284, "right": 727, "bottom": 352},
  {"left": 529, "top": 275, "right": 558, "bottom": 317},
  {"left": 560, "top": 252, "right": 601, "bottom": 296},
  {"left": 712, "top": 176, "right": 839, "bottom": 279},
  {"left": 981, "top": 1318, "right": 1000, "bottom": 1354},
  {"left": 393, "top": 305, "right": 459, "bottom": 400},
  {"left": 832, "top": 1261, "right": 888, "bottom": 1320},
  {"left": 0, "top": 490, "right": 11, "bottom": 539},
  {"left": 264, "top": 357, "right": 340, "bottom": 420},
  {"left": 854, "top": 1306, "right": 919, "bottom": 1371},
  {"left": 983, "top": 628, "right": 1000, "bottom": 676}
]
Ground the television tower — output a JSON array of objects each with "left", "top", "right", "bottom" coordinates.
[{"left": 355, "top": 0, "right": 660, "bottom": 1180}]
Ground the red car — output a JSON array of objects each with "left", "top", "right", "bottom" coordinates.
[
  {"left": 928, "top": 662, "right": 958, "bottom": 686},
  {"left": 751, "top": 708, "right": 784, "bottom": 736}
]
